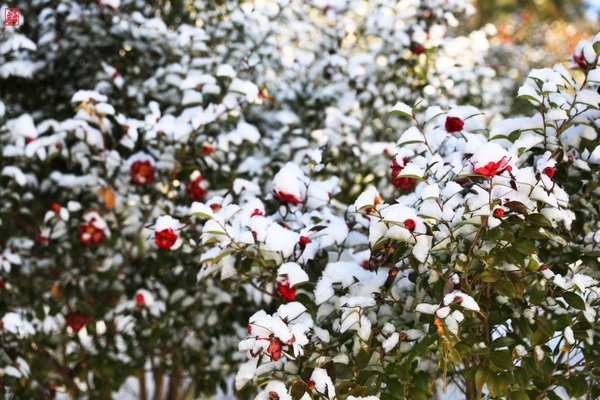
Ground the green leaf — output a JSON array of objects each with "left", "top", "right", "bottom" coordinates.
[
  {"left": 336, "top": 381, "right": 358, "bottom": 396},
  {"left": 324, "top": 360, "right": 336, "bottom": 383},
  {"left": 363, "top": 374, "right": 382, "bottom": 396},
  {"left": 300, "top": 367, "right": 314, "bottom": 383},
  {"left": 407, "top": 386, "right": 430, "bottom": 400},
  {"left": 291, "top": 380, "right": 307, "bottom": 400},
  {"left": 475, "top": 366, "right": 490, "bottom": 393},
  {"left": 498, "top": 371, "right": 513, "bottom": 395},
  {"left": 386, "top": 379, "right": 404, "bottom": 399},
  {"left": 566, "top": 375, "right": 588, "bottom": 398},
  {"left": 490, "top": 350, "right": 515, "bottom": 371},
  {"left": 189, "top": 211, "right": 213, "bottom": 219},
  {"left": 414, "top": 371, "right": 431, "bottom": 391},
  {"left": 528, "top": 213, "right": 552, "bottom": 227},
  {"left": 505, "top": 249, "right": 525, "bottom": 268},
  {"left": 356, "top": 349, "right": 371, "bottom": 370},
  {"left": 491, "top": 336, "right": 515, "bottom": 348},
  {"left": 344, "top": 385, "right": 367, "bottom": 398},
  {"left": 511, "top": 391, "right": 529, "bottom": 400},
  {"left": 335, "top": 363, "right": 353, "bottom": 380},
  {"left": 521, "top": 226, "right": 550, "bottom": 239},
  {"left": 530, "top": 283, "right": 547, "bottom": 305},
  {"left": 494, "top": 279, "right": 517, "bottom": 299},
  {"left": 396, "top": 363, "right": 409, "bottom": 381},
  {"left": 512, "top": 239, "right": 538, "bottom": 255},
  {"left": 487, "top": 373, "right": 501, "bottom": 397},
  {"left": 534, "top": 316, "right": 554, "bottom": 337},
  {"left": 488, "top": 248, "right": 505, "bottom": 268},
  {"left": 205, "top": 230, "right": 227, "bottom": 236},
  {"left": 562, "top": 291, "right": 586, "bottom": 311},
  {"left": 530, "top": 328, "right": 550, "bottom": 347}
]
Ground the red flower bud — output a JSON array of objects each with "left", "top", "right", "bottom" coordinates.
[
  {"left": 493, "top": 208, "right": 504, "bottom": 218},
  {"left": 445, "top": 116, "right": 464, "bottom": 133},
  {"left": 404, "top": 219, "right": 416, "bottom": 230},
  {"left": 51, "top": 203, "right": 61, "bottom": 212},
  {"left": 299, "top": 236, "right": 310, "bottom": 245},
  {"left": 135, "top": 293, "right": 145, "bottom": 305},
  {"left": 250, "top": 209, "right": 264, "bottom": 217},
  {"left": 155, "top": 228, "right": 178, "bottom": 249},
  {"left": 276, "top": 281, "right": 297, "bottom": 302},
  {"left": 543, "top": 166, "right": 555, "bottom": 177}
]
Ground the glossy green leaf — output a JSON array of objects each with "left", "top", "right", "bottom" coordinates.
[
  {"left": 291, "top": 380, "right": 307, "bottom": 400},
  {"left": 566, "top": 375, "right": 588, "bottom": 398},
  {"left": 530, "top": 282, "right": 547, "bottom": 305},
  {"left": 363, "top": 374, "right": 382, "bottom": 396},
  {"left": 385, "top": 379, "right": 404, "bottom": 399},
  {"left": 562, "top": 292, "right": 586, "bottom": 311},
  {"left": 487, "top": 372, "right": 501, "bottom": 397},
  {"left": 495, "top": 279, "right": 517, "bottom": 299},
  {"left": 511, "top": 391, "right": 529, "bottom": 400},
  {"left": 475, "top": 365, "right": 490, "bottom": 393},
  {"left": 407, "top": 386, "right": 430, "bottom": 400},
  {"left": 491, "top": 336, "right": 515, "bottom": 348},
  {"left": 336, "top": 381, "right": 358, "bottom": 396},
  {"left": 512, "top": 239, "right": 538, "bottom": 255},
  {"left": 356, "top": 349, "right": 371, "bottom": 370},
  {"left": 528, "top": 213, "right": 553, "bottom": 227},
  {"left": 491, "top": 350, "right": 515, "bottom": 371},
  {"left": 534, "top": 316, "right": 554, "bottom": 337}
]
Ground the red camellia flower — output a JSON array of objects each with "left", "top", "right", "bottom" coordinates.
[
  {"left": 543, "top": 166, "right": 555, "bottom": 177},
  {"left": 131, "top": 160, "right": 155, "bottom": 185},
  {"left": 78, "top": 218, "right": 106, "bottom": 245},
  {"left": 250, "top": 209, "right": 264, "bottom": 217},
  {"left": 273, "top": 189, "right": 303, "bottom": 204},
  {"left": 445, "top": 116, "right": 464, "bottom": 133},
  {"left": 65, "top": 312, "right": 93, "bottom": 332},
  {"left": 276, "top": 281, "right": 297, "bottom": 301},
  {"left": 135, "top": 293, "right": 145, "bottom": 305},
  {"left": 185, "top": 176, "right": 208, "bottom": 202},
  {"left": 391, "top": 157, "right": 416, "bottom": 191},
  {"left": 404, "top": 219, "right": 416, "bottom": 230},
  {"left": 266, "top": 337, "right": 283, "bottom": 361},
  {"left": 573, "top": 49, "right": 588, "bottom": 70},
  {"left": 156, "top": 228, "right": 178, "bottom": 249},
  {"left": 493, "top": 208, "right": 504, "bottom": 218},
  {"left": 473, "top": 156, "right": 512, "bottom": 177}
]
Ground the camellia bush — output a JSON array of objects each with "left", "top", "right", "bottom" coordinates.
[{"left": 1, "top": 0, "right": 600, "bottom": 399}]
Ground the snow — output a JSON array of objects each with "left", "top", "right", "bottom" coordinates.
[
  {"left": 415, "top": 303, "right": 439, "bottom": 314},
  {"left": 1, "top": 166, "right": 28, "bottom": 186},
  {"left": 564, "top": 326, "right": 575, "bottom": 345},
  {"left": 254, "top": 381, "right": 292, "bottom": 400},
  {"left": 390, "top": 101, "right": 413, "bottom": 117},
  {"left": 277, "top": 263, "right": 309, "bottom": 287},
  {"left": 382, "top": 332, "right": 400, "bottom": 352},
  {"left": 309, "top": 368, "right": 336, "bottom": 399},
  {"left": 2, "top": 312, "right": 35, "bottom": 337}
]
